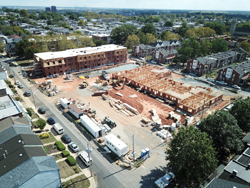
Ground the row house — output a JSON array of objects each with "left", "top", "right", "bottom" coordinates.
[
  {"left": 217, "top": 61, "right": 250, "bottom": 85},
  {"left": 133, "top": 40, "right": 181, "bottom": 57},
  {"left": 5, "top": 35, "right": 22, "bottom": 57},
  {"left": 33, "top": 44, "right": 128, "bottom": 77},
  {"left": 186, "top": 50, "right": 246, "bottom": 75},
  {"left": 151, "top": 49, "right": 178, "bottom": 64}
]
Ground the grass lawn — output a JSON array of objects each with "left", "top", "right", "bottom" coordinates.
[
  {"left": 58, "top": 160, "right": 82, "bottom": 179},
  {"left": 62, "top": 174, "right": 90, "bottom": 188},
  {"left": 26, "top": 108, "right": 39, "bottom": 119},
  {"left": 40, "top": 132, "right": 57, "bottom": 144},
  {"left": 53, "top": 153, "right": 64, "bottom": 161},
  {"left": 44, "top": 144, "right": 59, "bottom": 154},
  {"left": 206, "top": 69, "right": 218, "bottom": 79}
]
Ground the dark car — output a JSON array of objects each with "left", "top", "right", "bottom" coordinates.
[
  {"left": 62, "top": 134, "right": 71, "bottom": 143},
  {"left": 38, "top": 107, "right": 46, "bottom": 114},
  {"left": 9, "top": 74, "right": 14, "bottom": 78},
  {"left": 47, "top": 117, "right": 55, "bottom": 124},
  {"left": 24, "top": 91, "right": 31, "bottom": 97}
]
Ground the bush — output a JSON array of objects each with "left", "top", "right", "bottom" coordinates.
[
  {"left": 15, "top": 96, "right": 23, "bottom": 101},
  {"left": 4, "top": 80, "right": 11, "bottom": 85},
  {"left": 67, "top": 156, "right": 77, "bottom": 166},
  {"left": 36, "top": 118, "right": 46, "bottom": 130},
  {"left": 9, "top": 84, "right": 15, "bottom": 88},
  {"left": 26, "top": 108, "right": 32, "bottom": 116},
  {"left": 55, "top": 141, "right": 66, "bottom": 151},
  {"left": 11, "top": 88, "right": 17, "bottom": 94},
  {"left": 39, "top": 133, "right": 50, "bottom": 139},
  {"left": 62, "top": 150, "right": 70, "bottom": 157}
]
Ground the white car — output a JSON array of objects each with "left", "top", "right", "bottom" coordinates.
[
  {"left": 69, "top": 142, "right": 80, "bottom": 152},
  {"left": 232, "top": 85, "right": 241, "bottom": 90},
  {"left": 207, "top": 78, "right": 214, "bottom": 82},
  {"left": 151, "top": 60, "right": 157, "bottom": 64},
  {"left": 15, "top": 80, "right": 20, "bottom": 85},
  {"left": 224, "top": 104, "right": 234, "bottom": 111},
  {"left": 155, "top": 172, "right": 175, "bottom": 188},
  {"left": 216, "top": 81, "right": 227, "bottom": 86},
  {"left": 139, "top": 57, "right": 144, "bottom": 60}
]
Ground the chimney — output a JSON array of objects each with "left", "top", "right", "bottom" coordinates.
[{"left": 232, "top": 169, "right": 238, "bottom": 176}]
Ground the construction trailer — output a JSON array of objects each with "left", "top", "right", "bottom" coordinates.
[
  {"left": 60, "top": 98, "right": 71, "bottom": 109},
  {"left": 102, "top": 71, "right": 110, "bottom": 80},
  {"left": 68, "top": 104, "right": 83, "bottom": 119},
  {"left": 92, "top": 90, "right": 108, "bottom": 96},
  {"left": 104, "top": 133, "right": 128, "bottom": 157},
  {"left": 80, "top": 115, "right": 101, "bottom": 138}
]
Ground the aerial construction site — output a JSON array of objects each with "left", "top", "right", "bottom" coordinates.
[{"left": 112, "top": 65, "right": 223, "bottom": 116}]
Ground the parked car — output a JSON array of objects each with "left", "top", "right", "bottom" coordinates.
[
  {"left": 38, "top": 107, "right": 46, "bottom": 114},
  {"left": 151, "top": 60, "right": 157, "bottom": 64},
  {"left": 69, "top": 142, "right": 80, "bottom": 152},
  {"left": 18, "top": 84, "right": 24, "bottom": 89},
  {"left": 224, "top": 104, "right": 234, "bottom": 111},
  {"left": 232, "top": 85, "right": 241, "bottom": 90},
  {"left": 15, "top": 80, "right": 20, "bottom": 85},
  {"left": 9, "top": 74, "right": 14, "bottom": 78},
  {"left": 189, "top": 73, "right": 196, "bottom": 77},
  {"left": 216, "top": 81, "right": 227, "bottom": 86},
  {"left": 47, "top": 117, "right": 56, "bottom": 125},
  {"left": 62, "top": 134, "right": 72, "bottom": 143},
  {"left": 155, "top": 172, "right": 175, "bottom": 188},
  {"left": 139, "top": 57, "right": 144, "bottom": 60},
  {"left": 24, "top": 91, "right": 31, "bottom": 97},
  {"left": 207, "top": 78, "right": 214, "bottom": 82}
]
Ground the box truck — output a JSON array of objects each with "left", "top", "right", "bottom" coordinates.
[{"left": 80, "top": 115, "right": 101, "bottom": 138}]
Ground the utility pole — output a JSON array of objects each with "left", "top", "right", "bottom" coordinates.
[
  {"left": 133, "top": 135, "right": 135, "bottom": 163},
  {"left": 87, "top": 142, "right": 92, "bottom": 177}
]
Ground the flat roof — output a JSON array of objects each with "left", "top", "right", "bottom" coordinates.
[
  {"left": 105, "top": 133, "right": 128, "bottom": 150},
  {"left": 0, "top": 95, "right": 21, "bottom": 120},
  {"left": 0, "top": 80, "right": 13, "bottom": 96},
  {"left": 80, "top": 115, "right": 101, "bottom": 132},
  {"left": 35, "top": 44, "right": 127, "bottom": 60}
]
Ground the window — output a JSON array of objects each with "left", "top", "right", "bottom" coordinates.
[
  {"left": 58, "top": 60, "right": 62, "bottom": 63},
  {"left": 53, "top": 61, "right": 55, "bottom": 64},
  {"left": 59, "top": 66, "right": 62, "bottom": 68},
  {"left": 48, "top": 67, "right": 50, "bottom": 70},
  {"left": 47, "top": 62, "right": 49, "bottom": 65}
]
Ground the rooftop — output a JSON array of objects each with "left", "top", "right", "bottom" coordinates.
[
  {"left": 68, "top": 104, "right": 82, "bottom": 114},
  {"left": 0, "top": 95, "right": 22, "bottom": 120},
  {"left": 105, "top": 133, "right": 128, "bottom": 150},
  {"left": 34, "top": 44, "right": 127, "bottom": 60}
]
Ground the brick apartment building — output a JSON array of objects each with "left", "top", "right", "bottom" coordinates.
[
  {"left": 186, "top": 50, "right": 246, "bottom": 76},
  {"left": 151, "top": 49, "right": 178, "bottom": 64},
  {"left": 217, "top": 61, "right": 250, "bottom": 85},
  {"left": 133, "top": 40, "right": 181, "bottom": 58},
  {"left": 33, "top": 44, "right": 127, "bottom": 77}
]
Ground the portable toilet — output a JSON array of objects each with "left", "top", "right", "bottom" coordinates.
[
  {"left": 141, "top": 149, "right": 146, "bottom": 157},
  {"left": 145, "top": 148, "right": 150, "bottom": 156},
  {"left": 176, "top": 121, "right": 182, "bottom": 127},
  {"left": 171, "top": 123, "right": 176, "bottom": 132}
]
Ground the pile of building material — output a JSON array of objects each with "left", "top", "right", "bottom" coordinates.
[
  {"left": 107, "top": 99, "right": 138, "bottom": 117},
  {"left": 151, "top": 109, "right": 161, "bottom": 124},
  {"left": 156, "top": 130, "right": 173, "bottom": 141},
  {"left": 123, "top": 103, "right": 139, "bottom": 115}
]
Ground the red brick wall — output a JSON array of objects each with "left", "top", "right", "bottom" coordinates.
[{"left": 217, "top": 68, "right": 240, "bottom": 85}]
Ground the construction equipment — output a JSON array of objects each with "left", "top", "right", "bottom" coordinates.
[
  {"left": 80, "top": 80, "right": 89, "bottom": 88},
  {"left": 102, "top": 71, "right": 110, "bottom": 80},
  {"left": 121, "top": 78, "right": 125, "bottom": 90},
  {"left": 103, "top": 81, "right": 108, "bottom": 86},
  {"left": 96, "top": 79, "right": 102, "bottom": 83},
  {"left": 103, "top": 117, "right": 117, "bottom": 128}
]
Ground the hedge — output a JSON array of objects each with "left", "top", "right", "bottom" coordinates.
[
  {"left": 55, "top": 141, "right": 66, "bottom": 151},
  {"left": 39, "top": 133, "right": 50, "bottom": 139},
  {"left": 62, "top": 150, "right": 70, "bottom": 157},
  {"left": 67, "top": 156, "right": 77, "bottom": 166}
]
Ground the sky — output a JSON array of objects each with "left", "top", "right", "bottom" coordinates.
[{"left": 1, "top": 0, "right": 250, "bottom": 11}]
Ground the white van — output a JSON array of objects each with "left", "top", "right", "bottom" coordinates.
[
  {"left": 53, "top": 123, "right": 64, "bottom": 134},
  {"left": 78, "top": 151, "right": 93, "bottom": 166}
]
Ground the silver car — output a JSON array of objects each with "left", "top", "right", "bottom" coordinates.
[{"left": 69, "top": 142, "right": 80, "bottom": 152}]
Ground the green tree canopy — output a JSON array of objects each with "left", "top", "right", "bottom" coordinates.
[
  {"left": 198, "top": 110, "right": 243, "bottom": 159},
  {"left": 199, "top": 38, "right": 211, "bottom": 56},
  {"left": 230, "top": 97, "right": 250, "bottom": 132},
  {"left": 36, "top": 118, "right": 46, "bottom": 130},
  {"left": 92, "top": 38, "right": 108, "bottom": 46},
  {"left": 240, "top": 41, "right": 250, "bottom": 53},
  {"left": 0, "top": 42, "right": 4, "bottom": 53},
  {"left": 20, "top": 9, "right": 29, "bottom": 17},
  {"left": 124, "top": 34, "right": 140, "bottom": 49},
  {"left": 161, "top": 31, "right": 179, "bottom": 41},
  {"left": 211, "top": 38, "right": 228, "bottom": 53},
  {"left": 204, "top": 21, "right": 225, "bottom": 35},
  {"left": 166, "top": 126, "right": 218, "bottom": 186},
  {"left": 185, "top": 27, "right": 216, "bottom": 38},
  {"left": 141, "top": 23, "right": 157, "bottom": 37},
  {"left": 110, "top": 24, "right": 137, "bottom": 44},
  {"left": 164, "top": 21, "right": 173, "bottom": 27}
]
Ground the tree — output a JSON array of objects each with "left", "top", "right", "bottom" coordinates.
[
  {"left": 78, "top": 19, "right": 87, "bottom": 26},
  {"left": 211, "top": 38, "right": 228, "bottom": 53},
  {"left": 74, "top": 34, "right": 95, "bottom": 48},
  {"left": 185, "top": 27, "right": 216, "bottom": 38},
  {"left": 73, "top": 31, "right": 82, "bottom": 35},
  {"left": 92, "top": 38, "right": 108, "bottom": 46},
  {"left": 141, "top": 23, "right": 157, "bottom": 37},
  {"left": 240, "top": 41, "right": 250, "bottom": 53},
  {"left": 199, "top": 38, "right": 211, "bottom": 56},
  {"left": 164, "top": 21, "right": 173, "bottom": 27},
  {"left": 45, "top": 26, "right": 49, "bottom": 30},
  {"left": 20, "top": 9, "right": 29, "bottom": 17},
  {"left": 198, "top": 110, "right": 243, "bottom": 159},
  {"left": 36, "top": 118, "right": 46, "bottom": 130},
  {"left": 16, "top": 38, "right": 32, "bottom": 57},
  {"left": 58, "top": 35, "right": 76, "bottom": 51},
  {"left": 178, "top": 22, "right": 188, "bottom": 37},
  {"left": 110, "top": 24, "right": 137, "bottom": 44},
  {"left": 145, "top": 33, "right": 157, "bottom": 44},
  {"left": 166, "top": 126, "right": 218, "bottom": 186},
  {"left": 204, "top": 21, "right": 225, "bottom": 35},
  {"left": 230, "top": 97, "right": 250, "bottom": 132},
  {"left": 0, "top": 42, "right": 4, "bottom": 53},
  {"left": 137, "top": 31, "right": 148, "bottom": 45},
  {"left": 161, "top": 31, "right": 179, "bottom": 41},
  {"left": 124, "top": 34, "right": 140, "bottom": 49}
]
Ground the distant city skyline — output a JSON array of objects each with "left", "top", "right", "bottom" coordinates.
[{"left": 1, "top": 0, "right": 249, "bottom": 11}]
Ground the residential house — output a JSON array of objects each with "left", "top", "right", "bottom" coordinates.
[
  {"left": 0, "top": 134, "right": 61, "bottom": 188},
  {"left": 205, "top": 147, "right": 250, "bottom": 188},
  {"left": 217, "top": 61, "right": 250, "bottom": 85},
  {"left": 5, "top": 34, "right": 22, "bottom": 57},
  {"left": 152, "top": 49, "right": 178, "bottom": 64},
  {"left": 0, "top": 64, "right": 8, "bottom": 80},
  {"left": 186, "top": 50, "right": 246, "bottom": 76},
  {"left": 0, "top": 88, "right": 23, "bottom": 120},
  {"left": 92, "top": 34, "right": 111, "bottom": 43}
]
